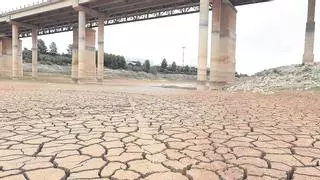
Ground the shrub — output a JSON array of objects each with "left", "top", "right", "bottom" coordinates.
[
  {"left": 161, "top": 59, "right": 168, "bottom": 69},
  {"left": 103, "top": 53, "right": 127, "bottom": 69},
  {"left": 22, "top": 48, "right": 32, "bottom": 63},
  {"left": 143, "top": 60, "right": 151, "bottom": 73},
  {"left": 172, "top": 62, "right": 177, "bottom": 72},
  {"left": 39, "top": 54, "right": 71, "bottom": 65}
]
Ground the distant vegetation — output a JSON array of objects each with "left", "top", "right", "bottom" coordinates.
[
  {"left": 23, "top": 39, "right": 249, "bottom": 77},
  {"left": 23, "top": 39, "right": 71, "bottom": 66},
  {"left": 127, "top": 59, "right": 197, "bottom": 75},
  {"left": 22, "top": 39, "right": 198, "bottom": 75}
]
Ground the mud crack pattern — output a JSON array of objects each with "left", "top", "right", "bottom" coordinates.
[{"left": 0, "top": 86, "right": 320, "bottom": 180}]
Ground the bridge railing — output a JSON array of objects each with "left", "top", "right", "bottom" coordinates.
[{"left": 18, "top": 2, "right": 207, "bottom": 38}]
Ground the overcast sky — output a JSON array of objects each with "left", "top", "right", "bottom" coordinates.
[{"left": 1, "top": 0, "right": 319, "bottom": 74}]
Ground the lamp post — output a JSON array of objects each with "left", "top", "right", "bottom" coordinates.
[{"left": 182, "top": 46, "right": 186, "bottom": 66}]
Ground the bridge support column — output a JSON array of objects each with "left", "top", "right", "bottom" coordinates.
[
  {"left": 0, "top": 38, "right": 5, "bottom": 78},
  {"left": 78, "top": 10, "right": 86, "bottom": 82},
  {"left": 0, "top": 38, "right": 13, "bottom": 78},
  {"left": 12, "top": 24, "right": 23, "bottom": 79},
  {"left": 303, "top": 0, "right": 316, "bottom": 64},
  {"left": 97, "top": 17, "right": 105, "bottom": 82},
  {"left": 0, "top": 39, "right": 2, "bottom": 74},
  {"left": 72, "top": 28, "right": 78, "bottom": 82},
  {"left": 32, "top": 28, "right": 38, "bottom": 79},
  {"left": 77, "top": 10, "right": 97, "bottom": 83},
  {"left": 210, "top": 0, "right": 237, "bottom": 89},
  {"left": 84, "top": 28, "right": 97, "bottom": 81},
  {"left": 197, "top": 0, "right": 209, "bottom": 90},
  {"left": 0, "top": 38, "right": 3, "bottom": 77}
]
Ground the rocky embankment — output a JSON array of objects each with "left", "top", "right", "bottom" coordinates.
[{"left": 227, "top": 63, "right": 320, "bottom": 92}]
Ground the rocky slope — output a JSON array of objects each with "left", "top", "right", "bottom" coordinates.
[{"left": 227, "top": 63, "right": 320, "bottom": 92}]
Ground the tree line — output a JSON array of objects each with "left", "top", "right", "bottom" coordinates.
[
  {"left": 22, "top": 39, "right": 197, "bottom": 75},
  {"left": 23, "top": 39, "right": 128, "bottom": 69},
  {"left": 23, "top": 39, "right": 72, "bottom": 66}
]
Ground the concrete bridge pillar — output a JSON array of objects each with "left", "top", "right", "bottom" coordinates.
[
  {"left": 197, "top": 0, "right": 209, "bottom": 89},
  {"left": 72, "top": 28, "right": 78, "bottom": 82},
  {"left": 97, "top": 17, "right": 105, "bottom": 82},
  {"left": 32, "top": 28, "right": 38, "bottom": 79},
  {"left": 84, "top": 28, "right": 97, "bottom": 81},
  {"left": 303, "top": 0, "right": 316, "bottom": 64},
  {"left": 12, "top": 24, "right": 23, "bottom": 79},
  {"left": 210, "top": 0, "right": 237, "bottom": 89},
  {"left": 78, "top": 10, "right": 86, "bottom": 82},
  {"left": 0, "top": 39, "right": 3, "bottom": 77},
  {"left": 0, "top": 38, "right": 13, "bottom": 78},
  {"left": 77, "top": 10, "right": 97, "bottom": 83}
]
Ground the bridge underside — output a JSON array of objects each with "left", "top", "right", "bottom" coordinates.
[{"left": 0, "top": 0, "right": 270, "bottom": 37}]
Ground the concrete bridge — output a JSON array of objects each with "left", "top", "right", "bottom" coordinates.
[{"left": 0, "top": 0, "right": 317, "bottom": 87}]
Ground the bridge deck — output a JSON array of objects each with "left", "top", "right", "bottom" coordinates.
[{"left": 0, "top": 0, "right": 271, "bottom": 37}]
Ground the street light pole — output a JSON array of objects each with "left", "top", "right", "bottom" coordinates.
[{"left": 182, "top": 46, "right": 186, "bottom": 66}]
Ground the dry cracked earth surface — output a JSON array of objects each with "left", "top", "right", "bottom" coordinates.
[{"left": 0, "top": 81, "right": 320, "bottom": 180}]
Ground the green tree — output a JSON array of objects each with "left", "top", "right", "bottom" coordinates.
[
  {"left": 38, "top": 39, "right": 47, "bottom": 54},
  {"left": 67, "top": 44, "right": 73, "bottom": 57},
  {"left": 143, "top": 60, "right": 151, "bottom": 73},
  {"left": 103, "top": 53, "right": 127, "bottom": 69},
  {"left": 172, "top": 61, "right": 177, "bottom": 72},
  {"left": 39, "top": 54, "right": 71, "bottom": 65},
  {"left": 161, "top": 58, "right": 168, "bottom": 69},
  {"left": 136, "top": 61, "right": 142, "bottom": 67},
  {"left": 184, "top": 65, "right": 190, "bottom": 74},
  {"left": 111, "top": 57, "right": 118, "bottom": 69},
  {"left": 118, "top": 56, "right": 127, "bottom": 69},
  {"left": 22, "top": 48, "right": 32, "bottom": 63},
  {"left": 49, "top": 42, "right": 58, "bottom": 55}
]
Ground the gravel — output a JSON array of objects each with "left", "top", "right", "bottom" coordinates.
[{"left": 227, "top": 63, "right": 320, "bottom": 92}]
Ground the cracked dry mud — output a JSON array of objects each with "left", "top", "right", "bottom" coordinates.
[{"left": 0, "top": 82, "right": 320, "bottom": 180}]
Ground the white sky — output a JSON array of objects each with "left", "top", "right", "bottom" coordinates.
[{"left": 1, "top": 0, "right": 319, "bottom": 74}]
